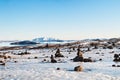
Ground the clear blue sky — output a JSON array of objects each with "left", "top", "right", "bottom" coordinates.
[{"left": 0, "top": 0, "right": 120, "bottom": 40}]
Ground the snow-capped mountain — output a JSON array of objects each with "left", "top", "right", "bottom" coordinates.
[{"left": 32, "top": 37, "right": 64, "bottom": 43}]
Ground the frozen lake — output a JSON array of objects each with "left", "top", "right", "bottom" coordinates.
[{"left": 0, "top": 42, "right": 15, "bottom": 47}]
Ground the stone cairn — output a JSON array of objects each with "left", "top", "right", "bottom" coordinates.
[
  {"left": 55, "top": 48, "right": 64, "bottom": 57},
  {"left": 50, "top": 55, "right": 57, "bottom": 63},
  {"left": 73, "top": 48, "right": 84, "bottom": 62}
]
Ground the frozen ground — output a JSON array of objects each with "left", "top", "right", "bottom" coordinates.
[{"left": 0, "top": 47, "right": 120, "bottom": 80}]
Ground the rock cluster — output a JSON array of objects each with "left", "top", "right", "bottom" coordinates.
[
  {"left": 112, "top": 64, "right": 120, "bottom": 67},
  {"left": 113, "top": 54, "right": 120, "bottom": 62},
  {"left": 0, "top": 54, "right": 7, "bottom": 66},
  {"left": 17, "top": 51, "right": 31, "bottom": 55}
]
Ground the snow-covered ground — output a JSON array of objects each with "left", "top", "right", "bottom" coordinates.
[{"left": 0, "top": 46, "right": 120, "bottom": 80}]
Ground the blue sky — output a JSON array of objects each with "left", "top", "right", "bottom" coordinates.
[{"left": 0, "top": 0, "right": 120, "bottom": 40}]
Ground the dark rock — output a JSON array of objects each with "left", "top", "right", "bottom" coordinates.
[
  {"left": 73, "top": 56, "right": 84, "bottom": 62},
  {"left": 113, "top": 58, "right": 120, "bottom": 62},
  {"left": 112, "top": 65, "right": 116, "bottom": 67},
  {"left": 117, "top": 65, "right": 120, "bottom": 67},
  {"left": 34, "top": 57, "right": 38, "bottom": 59},
  {"left": 51, "top": 59, "right": 57, "bottom": 63},
  {"left": 8, "top": 56, "right": 11, "bottom": 59},
  {"left": 96, "top": 52, "right": 99, "bottom": 54},
  {"left": 107, "top": 46, "right": 113, "bottom": 49},
  {"left": 0, "top": 63, "right": 5, "bottom": 66},
  {"left": 50, "top": 55, "right": 57, "bottom": 63},
  {"left": 18, "top": 51, "right": 31, "bottom": 55},
  {"left": 14, "top": 61, "right": 18, "bottom": 63},
  {"left": 28, "top": 57, "right": 30, "bottom": 59},
  {"left": 83, "top": 58, "right": 92, "bottom": 62},
  {"left": 3, "top": 56, "right": 7, "bottom": 59},
  {"left": 73, "top": 47, "right": 75, "bottom": 51},
  {"left": 114, "top": 54, "right": 119, "bottom": 59},
  {"left": 43, "top": 59, "right": 46, "bottom": 61},
  {"left": 0, "top": 61, "right": 4, "bottom": 63},
  {"left": 103, "top": 46, "right": 106, "bottom": 49},
  {"left": 99, "top": 59, "right": 102, "bottom": 61},
  {"left": 87, "top": 47, "right": 90, "bottom": 51},
  {"left": 56, "top": 67, "right": 60, "bottom": 70}
]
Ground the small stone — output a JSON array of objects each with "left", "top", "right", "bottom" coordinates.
[
  {"left": 117, "top": 65, "right": 120, "bottom": 67},
  {"left": 99, "top": 59, "right": 102, "bottom": 61},
  {"left": 56, "top": 67, "right": 60, "bottom": 70},
  {"left": 112, "top": 65, "right": 116, "bottom": 67},
  {"left": 34, "top": 57, "right": 38, "bottom": 59},
  {"left": 14, "top": 61, "right": 18, "bottom": 63},
  {"left": 43, "top": 59, "right": 46, "bottom": 61}
]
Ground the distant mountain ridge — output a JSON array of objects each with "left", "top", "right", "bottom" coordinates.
[{"left": 10, "top": 40, "right": 39, "bottom": 45}]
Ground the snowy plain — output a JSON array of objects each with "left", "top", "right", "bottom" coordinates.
[{"left": 0, "top": 42, "right": 120, "bottom": 80}]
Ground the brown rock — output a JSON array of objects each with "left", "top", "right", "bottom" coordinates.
[{"left": 74, "top": 66, "right": 83, "bottom": 72}]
